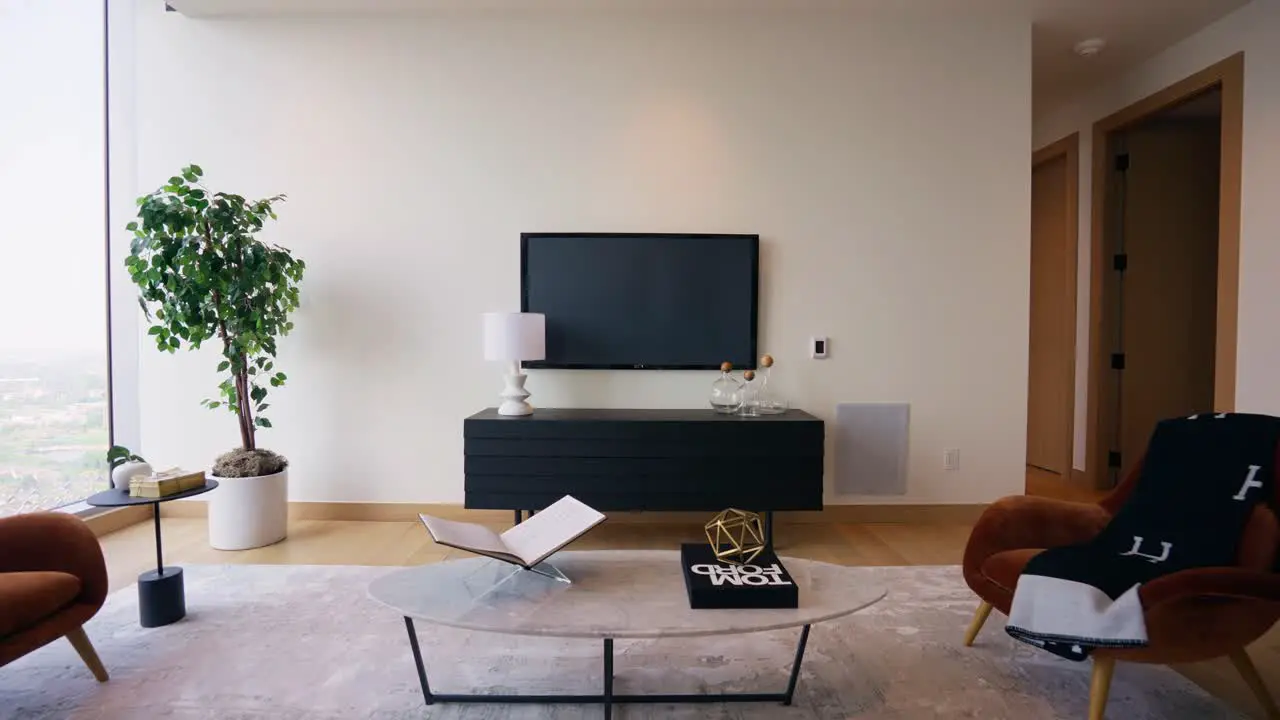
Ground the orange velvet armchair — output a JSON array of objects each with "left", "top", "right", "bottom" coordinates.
[
  {"left": 962, "top": 464, "right": 1280, "bottom": 720},
  {"left": 0, "top": 512, "right": 109, "bottom": 681}
]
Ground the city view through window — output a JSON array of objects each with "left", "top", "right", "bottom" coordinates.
[
  {"left": 0, "top": 355, "right": 109, "bottom": 515},
  {"left": 0, "top": 2, "right": 109, "bottom": 517}
]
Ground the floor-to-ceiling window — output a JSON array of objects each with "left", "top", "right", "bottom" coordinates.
[{"left": 0, "top": 1, "right": 109, "bottom": 516}]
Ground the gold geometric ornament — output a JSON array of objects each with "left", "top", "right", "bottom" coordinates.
[{"left": 704, "top": 508, "right": 766, "bottom": 565}]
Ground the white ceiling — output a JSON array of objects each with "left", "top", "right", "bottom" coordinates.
[
  {"left": 165, "top": 0, "right": 1250, "bottom": 115},
  {"left": 1030, "top": 0, "right": 1249, "bottom": 114}
]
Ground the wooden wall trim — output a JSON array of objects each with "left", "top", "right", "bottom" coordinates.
[
  {"left": 1033, "top": 133, "right": 1079, "bottom": 167},
  {"left": 1031, "top": 132, "right": 1081, "bottom": 480},
  {"left": 1085, "top": 52, "right": 1244, "bottom": 489},
  {"left": 1216, "top": 54, "right": 1244, "bottom": 413},
  {"left": 1086, "top": 121, "right": 1110, "bottom": 491},
  {"left": 158, "top": 500, "right": 988, "bottom": 525},
  {"left": 84, "top": 505, "right": 152, "bottom": 537}
]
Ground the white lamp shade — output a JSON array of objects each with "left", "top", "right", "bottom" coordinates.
[{"left": 483, "top": 312, "right": 546, "bottom": 362}]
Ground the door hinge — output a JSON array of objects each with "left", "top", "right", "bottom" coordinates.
[
  {"left": 1113, "top": 253, "right": 1128, "bottom": 272},
  {"left": 1115, "top": 153, "right": 1130, "bottom": 172},
  {"left": 1110, "top": 353, "right": 1126, "bottom": 370},
  {"left": 1108, "top": 451, "right": 1122, "bottom": 469}
]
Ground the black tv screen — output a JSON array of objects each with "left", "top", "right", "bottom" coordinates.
[{"left": 521, "top": 233, "right": 758, "bottom": 370}]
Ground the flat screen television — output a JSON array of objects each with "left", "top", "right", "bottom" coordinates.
[{"left": 521, "top": 233, "right": 759, "bottom": 370}]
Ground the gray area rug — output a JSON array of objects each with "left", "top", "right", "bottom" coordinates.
[{"left": 0, "top": 564, "right": 1241, "bottom": 719}]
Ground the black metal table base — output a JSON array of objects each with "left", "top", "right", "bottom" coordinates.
[
  {"left": 403, "top": 617, "right": 811, "bottom": 718},
  {"left": 139, "top": 503, "right": 185, "bottom": 627},
  {"left": 138, "top": 567, "right": 185, "bottom": 627},
  {"left": 86, "top": 482, "right": 218, "bottom": 628}
]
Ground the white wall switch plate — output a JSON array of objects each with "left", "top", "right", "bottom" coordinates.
[{"left": 810, "top": 336, "right": 828, "bottom": 359}]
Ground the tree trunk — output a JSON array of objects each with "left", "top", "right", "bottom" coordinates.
[{"left": 235, "top": 359, "right": 255, "bottom": 451}]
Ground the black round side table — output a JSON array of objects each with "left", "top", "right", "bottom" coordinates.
[{"left": 87, "top": 480, "right": 219, "bottom": 628}]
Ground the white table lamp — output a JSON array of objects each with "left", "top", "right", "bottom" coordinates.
[{"left": 483, "top": 312, "right": 546, "bottom": 416}]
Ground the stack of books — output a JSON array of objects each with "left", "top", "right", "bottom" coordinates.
[{"left": 129, "top": 468, "right": 206, "bottom": 498}]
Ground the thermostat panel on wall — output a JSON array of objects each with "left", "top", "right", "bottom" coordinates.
[{"left": 810, "top": 336, "right": 828, "bottom": 359}]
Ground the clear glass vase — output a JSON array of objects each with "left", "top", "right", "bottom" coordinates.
[
  {"left": 756, "top": 355, "right": 789, "bottom": 414},
  {"left": 738, "top": 370, "right": 761, "bottom": 417},
  {"left": 709, "top": 363, "right": 742, "bottom": 414}
]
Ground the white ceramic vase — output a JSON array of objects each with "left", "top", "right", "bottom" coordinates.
[
  {"left": 110, "top": 460, "right": 152, "bottom": 490},
  {"left": 207, "top": 468, "right": 289, "bottom": 550}
]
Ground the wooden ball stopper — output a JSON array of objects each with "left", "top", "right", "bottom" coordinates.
[
  {"left": 720, "top": 361, "right": 733, "bottom": 373},
  {"left": 744, "top": 370, "right": 756, "bottom": 381},
  {"left": 760, "top": 354, "right": 774, "bottom": 368}
]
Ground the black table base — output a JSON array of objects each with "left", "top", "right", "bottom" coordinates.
[
  {"left": 86, "top": 481, "right": 218, "bottom": 629},
  {"left": 403, "top": 617, "right": 811, "bottom": 719},
  {"left": 138, "top": 567, "right": 185, "bottom": 628}
]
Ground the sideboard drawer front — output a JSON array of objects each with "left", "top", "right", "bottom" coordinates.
[
  {"left": 464, "top": 490, "right": 823, "bottom": 512},
  {"left": 462, "top": 408, "right": 825, "bottom": 513},
  {"left": 465, "top": 410, "right": 822, "bottom": 444},
  {"left": 465, "top": 455, "right": 821, "bottom": 479},
  {"left": 464, "top": 436, "right": 821, "bottom": 459},
  {"left": 465, "top": 463, "right": 821, "bottom": 494}
]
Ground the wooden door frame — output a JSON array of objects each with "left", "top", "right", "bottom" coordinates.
[
  {"left": 1084, "top": 52, "right": 1244, "bottom": 489},
  {"left": 1028, "top": 132, "right": 1080, "bottom": 480}
]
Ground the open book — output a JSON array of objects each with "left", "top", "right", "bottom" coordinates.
[{"left": 418, "top": 495, "right": 606, "bottom": 569}]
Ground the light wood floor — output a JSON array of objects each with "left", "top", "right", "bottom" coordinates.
[
  {"left": 99, "top": 516, "right": 975, "bottom": 593},
  {"left": 93, "top": 488, "right": 1279, "bottom": 719},
  {"left": 1025, "top": 464, "right": 1111, "bottom": 503}
]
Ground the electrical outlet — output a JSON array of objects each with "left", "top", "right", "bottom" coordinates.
[{"left": 943, "top": 448, "right": 960, "bottom": 471}]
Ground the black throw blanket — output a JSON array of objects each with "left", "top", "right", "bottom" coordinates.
[{"left": 1006, "top": 412, "right": 1280, "bottom": 661}]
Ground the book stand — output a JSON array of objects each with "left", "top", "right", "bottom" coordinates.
[
  {"left": 522, "top": 561, "right": 571, "bottom": 584},
  {"left": 467, "top": 559, "right": 571, "bottom": 606}
]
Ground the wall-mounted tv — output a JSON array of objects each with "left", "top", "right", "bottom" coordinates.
[{"left": 521, "top": 233, "right": 759, "bottom": 370}]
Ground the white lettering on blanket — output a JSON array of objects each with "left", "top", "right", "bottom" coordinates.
[
  {"left": 1234, "top": 465, "right": 1264, "bottom": 501},
  {"left": 1119, "top": 536, "right": 1172, "bottom": 564}
]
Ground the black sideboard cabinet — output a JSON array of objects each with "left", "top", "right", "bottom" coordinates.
[{"left": 464, "top": 408, "right": 824, "bottom": 541}]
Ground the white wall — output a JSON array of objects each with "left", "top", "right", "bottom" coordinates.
[
  {"left": 119, "top": 4, "right": 1031, "bottom": 504},
  {"left": 1035, "top": 0, "right": 1280, "bottom": 471}
]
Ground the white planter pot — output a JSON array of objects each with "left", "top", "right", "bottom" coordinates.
[{"left": 207, "top": 468, "right": 289, "bottom": 551}]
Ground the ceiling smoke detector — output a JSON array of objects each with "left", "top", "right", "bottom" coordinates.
[{"left": 1074, "top": 38, "right": 1107, "bottom": 58}]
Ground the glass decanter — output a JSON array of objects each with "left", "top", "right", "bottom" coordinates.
[
  {"left": 738, "top": 370, "right": 761, "bottom": 417},
  {"left": 756, "top": 354, "right": 789, "bottom": 414},
  {"left": 709, "top": 362, "right": 742, "bottom": 414}
]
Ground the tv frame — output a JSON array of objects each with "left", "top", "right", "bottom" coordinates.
[{"left": 520, "top": 232, "right": 760, "bottom": 371}]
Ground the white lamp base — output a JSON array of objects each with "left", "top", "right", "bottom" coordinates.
[{"left": 498, "top": 371, "right": 534, "bottom": 416}]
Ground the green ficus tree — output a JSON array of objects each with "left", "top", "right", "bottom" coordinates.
[{"left": 126, "top": 165, "right": 305, "bottom": 455}]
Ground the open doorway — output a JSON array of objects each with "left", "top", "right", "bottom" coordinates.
[
  {"left": 1085, "top": 54, "right": 1244, "bottom": 489},
  {"left": 1105, "top": 89, "right": 1221, "bottom": 485}
]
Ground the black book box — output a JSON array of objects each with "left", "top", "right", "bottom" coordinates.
[{"left": 680, "top": 543, "right": 799, "bottom": 609}]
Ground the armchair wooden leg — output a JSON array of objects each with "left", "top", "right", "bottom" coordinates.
[
  {"left": 963, "top": 601, "right": 993, "bottom": 647},
  {"left": 1089, "top": 656, "right": 1115, "bottom": 720},
  {"left": 65, "top": 626, "right": 108, "bottom": 682},
  {"left": 1229, "top": 648, "right": 1280, "bottom": 719}
]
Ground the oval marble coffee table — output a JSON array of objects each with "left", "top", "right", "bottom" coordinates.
[{"left": 369, "top": 549, "right": 885, "bottom": 718}]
